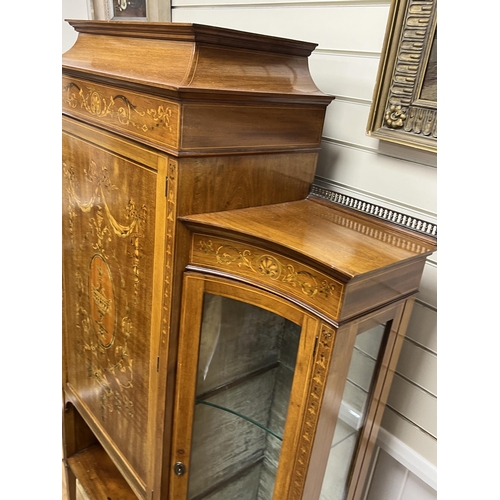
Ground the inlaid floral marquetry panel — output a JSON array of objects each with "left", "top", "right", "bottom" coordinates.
[
  {"left": 62, "top": 131, "right": 158, "bottom": 483},
  {"left": 62, "top": 76, "right": 180, "bottom": 151},
  {"left": 191, "top": 235, "right": 344, "bottom": 320}
]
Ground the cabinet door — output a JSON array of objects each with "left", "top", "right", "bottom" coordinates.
[
  {"left": 62, "top": 118, "right": 170, "bottom": 495},
  {"left": 169, "top": 273, "right": 336, "bottom": 500},
  {"left": 319, "top": 322, "right": 388, "bottom": 500},
  {"left": 312, "top": 301, "right": 411, "bottom": 500}
]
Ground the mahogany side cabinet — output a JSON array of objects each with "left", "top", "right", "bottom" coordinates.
[{"left": 62, "top": 20, "right": 436, "bottom": 500}]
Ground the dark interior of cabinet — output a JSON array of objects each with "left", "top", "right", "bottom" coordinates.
[{"left": 187, "top": 294, "right": 301, "bottom": 500}]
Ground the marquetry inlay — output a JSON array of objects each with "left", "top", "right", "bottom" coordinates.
[
  {"left": 89, "top": 254, "right": 116, "bottom": 349},
  {"left": 289, "top": 325, "right": 336, "bottom": 500},
  {"left": 63, "top": 156, "right": 152, "bottom": 421},
  {"left": 61, "top": 21, "right": 436, "bottom": 500},
  {"left": 192, "top": 236, "right": 343, "bottom": 319},
  {"left": 160, "top": 158, "right": 178, "bottom": 344},
  {"left": 62, "top": 76, "right": 180, "bottom": 149}
]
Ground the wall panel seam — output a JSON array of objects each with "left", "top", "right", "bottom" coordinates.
[
  {"left": 319, "top": 137, "right": 438, "bottom": 169},
  {"left": 397, "top": 469, "right": 409, "bottom": 500},
  {"left": 392, "top": 371, "right": 437, "bottom": 399},
  {"left": 414, "top": 298, "right": 437, "bottom": 312},
  {"left": 385, "top": 405, "right": 437, "bottom": 440},
  {"left": 404, "top": 335, "right": 437, "bottom": 356},
  {"left": 313, "top": 47, "right": 381, "bottom": 57},
  {"left": 330, "top": 96, "right": 372, "bottom": 105},
  {"left": 425, "top": 260, "right": 437, "bottom": 271},
  {"left": 321, "top": 136, "right": 381, "bottom": 154},
  {"left": 376, "top": 428, "right": 437, "bottom": 490},
  {"left": 172, "top": 0, "right": 390, "bottom": 8},
  {"left": 413, "top": 298, "right": 436, "bottom": 311}
]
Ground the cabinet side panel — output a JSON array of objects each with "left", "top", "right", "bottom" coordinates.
[
  {"left": 176, "top": 153, "right": 318, "bottom": 216},
  {"left": 181, "top": 103, "right": 325, "bottom": 151},
  {"left": 341, "top": 260, "right": 426, "bottom": 321},
  {"left": 62, "top": 130, "right": 158, "bottom": 484}
]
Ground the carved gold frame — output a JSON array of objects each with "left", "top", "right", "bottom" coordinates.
[
  {"left": 367, "top": 0, "right": 437, "bottom": 152},
  {"left": 87, "top": 0, "right": 171, "bottom": 21}
]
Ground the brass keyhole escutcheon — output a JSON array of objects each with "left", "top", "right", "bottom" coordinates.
[{"left": 174, "top": 462, "right": 186, "bottom": 476}]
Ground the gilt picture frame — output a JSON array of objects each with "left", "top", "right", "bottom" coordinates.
[
  {"left": 367, "top": 0, "right": 437, "bottom": 153},
  {"left": 108, "top": 0, "right": 147, "bottom": 20},
  {"left": 88, "top": 0, "right": 171, "bottom": 22}
]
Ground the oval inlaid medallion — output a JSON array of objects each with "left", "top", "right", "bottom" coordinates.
[{"left": 89, "top": 254, "right": 116, "bottom": 348}]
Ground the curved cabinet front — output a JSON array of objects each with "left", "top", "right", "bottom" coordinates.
[
  {"left": 169, "top": 272, "right": 339, "bottom": 500},
  {"left": 169, "top": 268, "right": 413, "bottom": 500}
]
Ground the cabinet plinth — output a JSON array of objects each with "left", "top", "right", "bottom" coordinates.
[{"left": 62, "top": 21, "right": 435, "bottom": 500}]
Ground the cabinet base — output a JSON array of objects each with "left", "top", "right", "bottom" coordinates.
[{"left": 66, "top": 444, "right": 137, "bottom": 500}]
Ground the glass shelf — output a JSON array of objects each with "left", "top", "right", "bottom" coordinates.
[{"left": 195, "top": 400, "right": 284, "bottom": 442}]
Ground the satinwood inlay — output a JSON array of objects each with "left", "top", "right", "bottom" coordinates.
[
  {"left": 193, "top": 236, "right": 343, "bottom": 319},
  {"left": 62, "top": 77, "right": 180, "bottom": 149},
  {"left": 89, "top": 254, "right": 116, "bottom": 349},
  {"left": 290, "top": 326, "right": 335, "bottom": 499}
]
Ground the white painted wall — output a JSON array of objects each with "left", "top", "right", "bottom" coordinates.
[
  {"left": 62, "top": 0, "right": 90, "bottom": 53},
  {"left": 365, "top": 448, "right": 436, "bottom": 500}
]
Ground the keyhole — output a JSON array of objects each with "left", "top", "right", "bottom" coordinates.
[{"left": 174, "top": 462, "right": 186, "bottom": 476}]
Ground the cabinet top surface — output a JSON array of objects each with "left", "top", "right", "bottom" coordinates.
[
  {"left": 65, "top": 20, "right": 318, "bottom": 53},
  {"left": 62, "top": 21, "right": 331, "bottom": 102},
  {"left": 180, "top": 199, "right": 436, "bottom": 280}
]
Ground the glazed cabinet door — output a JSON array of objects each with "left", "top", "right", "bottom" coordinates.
[
  {"left": 62, "top": 117, "right": 172, "bottom": 498},
  {"left": 308, "top": 301, "right": 413, "bottom": 500},
  {"left": 169, "top": 273, "right": 337, "bottom": 500},
  {"left": 318, "top": 322, "right": 390, "bottom": 500}
]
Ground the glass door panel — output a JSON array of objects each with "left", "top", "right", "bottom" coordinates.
[
  {"left": 319, "top": 323, "right": 387, "bottom": 500},
  {"left": 187, "top": 293, "right": 302, "bottom": 500}
]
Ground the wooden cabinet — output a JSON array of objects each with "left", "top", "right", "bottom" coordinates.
[
  {"left": 62, "top": 20, "right": 436, "bottom": 500},
  {"left": 172, "top": 201, "right": 435, "bottom": 500}
]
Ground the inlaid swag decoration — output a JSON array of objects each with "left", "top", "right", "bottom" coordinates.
[{"left": 63, "top": 158, "right": 149, "bottom": 421}]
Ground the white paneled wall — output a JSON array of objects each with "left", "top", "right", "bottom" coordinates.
[
  {"left": 365, "top": 449, "right": 436, "bottom": 500},
  {"left": 171, "top": 0, "right": 437, "bottom": 497},
  {"left": 62, "top": 0, "right": 90, "bottom": 53},
  {"left": 172, "top": 3, "right": 390, "bottom": 50}
]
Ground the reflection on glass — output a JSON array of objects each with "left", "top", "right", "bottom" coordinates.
[
  {"left": 319, "top": 324, "right": 387, "bottom": 500},
  {"left": 188, "top": 294, "right": 301, "bottom": 500}
]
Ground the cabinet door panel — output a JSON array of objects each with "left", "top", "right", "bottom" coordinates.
[
  {"left": 320, "top": 324, "right": 387, "bottom": 500},
  {"left": 62, "top": 130, "right": 160, "bottom": 485},
  {"left": 189, "top": 293, "right": 302, "bottom": 499},
  {"left": 169, "top": 274, "right": 331, "bottom": 500}
]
